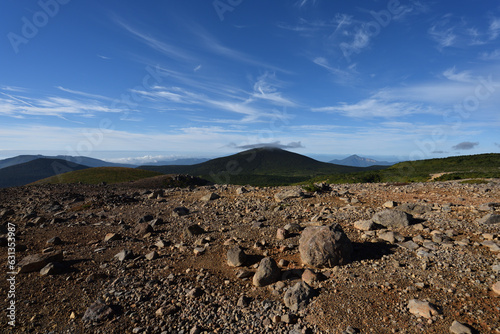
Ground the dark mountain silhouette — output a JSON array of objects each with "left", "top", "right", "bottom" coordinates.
[
  {"left": 140, "top": 147, "right": 384, "bottom": 185},
  {"left": 0, "top": 158, "right": 89, "bottom": 188},
  {"left": 0, "top": 155, "right": 133, "bottom": 170},
  {"left": 329, "top": 154, "right": 394, "bottom": 167}
]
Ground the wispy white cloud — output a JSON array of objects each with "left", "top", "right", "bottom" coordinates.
[
  {"left": 488, "top": 17, "right": 500, "bottom": 40},
  {"left": 312, "top": 57, "right": 358, "bottom": 84},
  {"left": 194, "top": 64, "right": 202, "bottom": 72},
  {"left": 192, "top": 26, "right": 292, "bottom": 74},
  {"left": 113, "top": 16, "right": 195, "bottom": 63},
  {"left": 250, "top": 72, "right": 297, "bottom": 107},
  {"left": 0, "top": 89, "right": 122, "bottom": 119},
  {"left": 428, "top": 24, "right": 456, "bottom": 49},
  {"left": 312, "top": 96, "right": 433, "bottom": 118},
  {"left": 442, "top": 67, "right": 475, "bottom": 83},
  {"left": 57, "top": 86, "right": 115, "bottom": 102},
  {"left": 479, "top": 49, "right": 500, "bottom": 60}
]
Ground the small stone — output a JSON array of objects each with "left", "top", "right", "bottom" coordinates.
[
  {"left": 449, "top": 320, "right": 472, "bottom": 334},
  {"left": 46, "top": 236, "right": 62, "bottom": 245},
  {"left": 284, "top": 281, "right": 314, "bottom": 311},
  {"left": 40, "top": 262, "right": 65, "bottom": 276},
  {"left": 235, "top": 269, "right": 254, "bottom": 279},
  {"left": 133, "top": 222, "right": 153, "bottom": 236},
  {"left": 104, "top": 233, "right": 121, "bottom": 242},
  {"left": 201, "top": 192, "right": 220, "bottom": 201},
  {"left": 372, "top": 210, "right": 412, "bottom": 229},
  {"left": 276, "top": 228, "right": 289, "bottom": 240},
  {"left": 156, "top": 305, "right": 179, "bottom": 316},
  {"left": 193, "top": 246, "right": 205, "bottom": 255},
  {"left": 237, "top": 295, "right": 251, "bottom": 307},
  {"left": 408, "top": 299, "right": 439, "bottom": 318},
  {"left": 114, "top": 249, "right": 133, "bottom": 262},
  {"left": 190, "top": 325, "right": 202, "bottom": 334},
  {"left": 82, "top": 299, "right": 114, "bottom": 322},
  {"left": 184, "top": 224, "right": 205, "bottom": 237},
  {"left": 253, "top": 257, "right": 280, "bottom": 287},
  {"left": 491, "top": 281, "right": 500, "bottom": 295},
  {"left": 482, "top": 240, "right": 500, "bottom": 252},
  {"left": 227, "top": 246, "right": 247, "bottom": 267},
  {"left": 145, "top": 251, "right": 158, "bottom": 260},
  {"left": 155, "top": 239, "right": 168, "bottom": 249},
  {"left": 18, "top": 251, "right": 64, "bottom": 273},
  {"left": 187, "top": 287, "right": 204, "bottom": 298},
  {"left": 301, "top": 269, "right": 319, "bottom": 285},
  {"left": 383, "top": 201, "right": 397, "bottom": 208},
  {"left": 281, "top": 313, "right": 297, "bottom": 324},
  {"left": 477, "top": 213, "right": 500, "bottom": 224},
  {"left": 278, "top": 259, "right": 289, "bottom": 267},
  {"left": 354, "top": 220, "right": 376, "bottom": 231},
  {"left": 173, "top": 206, "right": 190, "bottom": 217}
]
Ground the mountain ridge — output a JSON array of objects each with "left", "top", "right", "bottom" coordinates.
[{"left": 329, "top": 154, "right": 394, "bottom": 167}]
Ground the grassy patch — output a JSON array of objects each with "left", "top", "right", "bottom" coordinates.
[{"left": 35, "top": 167, "right": 163, "bottom": 185}]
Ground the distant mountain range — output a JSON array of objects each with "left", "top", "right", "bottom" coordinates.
[
  {"left": 0, "top": 155, "right": 134, "bottom": 169},
  {"left": 0, "top": 158, "right": 89, "bottom": 188},
  {"left": 140, "top": 147, "right": 385, "bottom": 185},
  {"left": 329, "top": 154, "right": 394, "bottom": 167},
  {"left": 144, "top": 158, "right": 210, "bottom": 166}
]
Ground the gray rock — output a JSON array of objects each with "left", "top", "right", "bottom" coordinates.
[
  {"left": 104, "top": 233, "right": 121, "bottom": 242},
  {"left": 353, "top": 220, "right": 377, "bottom": 231},
  {"left": 145, "top": 251, "right": 158, "bottom": 260},
  {"left": 276, "top": 228, "right": 289, "bottom": 240},
  {"left": 408, "top": 299, "right": 439, "bottom": 318},
  {"left": 284, "top": 281, "right": 314, "bottom": 311},
  {"left": 274, "top": 189, "right": 304, "bottom": 202},
  {"left": 173, "top": 206, "right": 190, "bottom": 217},
  {"left": 299, "top": 224, "right": 352, "bottom": 268},
  {"left": 46, "top": 236, "right": 62, "bottom": 245},
  {"left": 237, "top": 295, "right": 251, "bottom": 307},
  {"left": 201, "top": 192, "right": 220, "bottom": 201},
  {"left": 18, "top": 250, "right": 64, "bottom": 273},
  {"left": 253, "top": 257, "right": 280, "bottom": 287},
  {"left": 82, "top": 299, "right": 114, "bottom": 322},
  {"left": 477, "top": 213, "right": 500, "bottom": 224},
  {"left": 397, "top": 203, "right": 432, "bottom": 215},
  {"left": 449, "top": 320, "right": 472, "bottom": 334},
  {"left": 372, "top": 209, "right": 412, "bottom": 229},
  {"left": 133, "top": 222, "right": 153, "bottom": 236},
  {"left": 40, "top": 262, "right": 66, "bottom": 276},
  {"left": 184, "top": 224, "right": 206, "bottom": 237},
  {"left": 114, "top": 249, "right": 134, "bottom": 262},
  {"left": 227, "top": 246, "right": 247, "bottom": 267},
  {"left": 236, "top": 187, "right": 248, "bottom": 195}
]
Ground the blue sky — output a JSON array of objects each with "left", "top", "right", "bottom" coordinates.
[{"left": 1, "top": 0, "right": 499, "bottom": 164}]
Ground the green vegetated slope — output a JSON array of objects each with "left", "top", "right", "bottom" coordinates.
[
  {"left": 35, "top": 167, "right": 163, "bottom": 185},
  {"left": 140, "top": 147, "right": 385, "bottom": 186},
  {"left": 308, "top": 153, "right": 500, "bottom": 184},
  {"left": 0, "top": 158, "right": 90, "bottom": 188}
]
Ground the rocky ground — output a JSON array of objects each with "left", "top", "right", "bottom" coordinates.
[{"left": 1, "top": 177, "right": 499, "bottom": 333}]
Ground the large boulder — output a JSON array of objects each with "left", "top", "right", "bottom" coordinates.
[
  {"left": 299, "top": 224, "right": 352, "bottom": 268},
  {"left": 253, "top": 257, "right": 280, "bottom": 287},
  {"left": 372, "top": 209, "right": 412, "bottom": 229}
]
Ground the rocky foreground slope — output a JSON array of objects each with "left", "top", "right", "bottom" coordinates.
[{"left": 1, "top": 179, "right": 499, "bottom": 333}]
